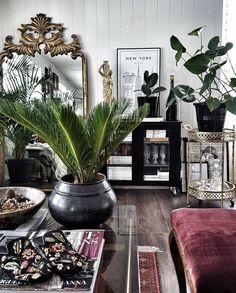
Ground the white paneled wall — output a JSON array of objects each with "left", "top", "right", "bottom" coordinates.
[{"left": 0, "top": 0, "right": 223, "bottom": 127}]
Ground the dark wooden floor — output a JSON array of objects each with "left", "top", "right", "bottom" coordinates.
[{"left": 114, "top": 188, "right": 236, "bottom": 293}]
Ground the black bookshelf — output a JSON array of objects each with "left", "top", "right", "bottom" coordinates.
[{"left": 104, "top": 120, "right": 182, "bottom": 192}]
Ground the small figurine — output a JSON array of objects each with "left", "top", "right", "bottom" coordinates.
[
  {"left": 98, "top": 61, "right": 114, "bottom": 102},
  {"left": 38, "top": 154, "right": 53, "bottom": 183}
]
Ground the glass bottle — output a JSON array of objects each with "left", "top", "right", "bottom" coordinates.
[{"left": 166, "top": 74, "right": 177, "bottom": 121}]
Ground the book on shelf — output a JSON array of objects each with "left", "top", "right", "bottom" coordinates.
[
  {"left": 144, "top": 137, "right": 169, "bottom": 142},
  {"left": 108, "top": 155, "right": 132, "bottom": 165},
  {"left": 0, "top": 229, "right": 104, "bottom": 293},
  {"left": 107, "top": 166, "right": 132, "bottom": 180},
  {"left": 144, "top": 173, "right": 169, "bottom": 181},
  {"left": 143, "top": 117, "right": 164, "bottom": 122},
  {"left": 145, "top": 129, "right": 167, "bottom": 140}
]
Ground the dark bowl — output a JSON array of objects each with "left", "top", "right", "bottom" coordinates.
[{"left": 0, "top": 187, "right": 46, "bottom": 229}]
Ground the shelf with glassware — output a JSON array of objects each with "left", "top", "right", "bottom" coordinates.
[
  {"left": 106, "top": 134, "right": 133, "bottom": 182},
  {"left": 186, "top": 128, "right": 236, "bottom": 208},
  {"left": 104, "top": 120, "right": 182, "bottom": 191}
]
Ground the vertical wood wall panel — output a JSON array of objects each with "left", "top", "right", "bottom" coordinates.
[
  {"left": 133, "top": 0, "right": 146, "bottom": 47},
  {"left": 108, "top": 0, "right": 121, "bottom": 98},
  {"left": 120, "top": 0, "right": 133, "bottom": 46},
  {"left": 84, "top": 0, "right": 97, "bottom": 109},
  {"left": 96, "top": 0, "right": 109, "bottom": 102},
  {"left": 145, "top": 0, "right": 158, "bottom": 46},
  {"left": 0, "top": 0, "right": 224, "bottom": 127},
  {"left": 72, "top": 0, "right": 85, "bottom": 46}
]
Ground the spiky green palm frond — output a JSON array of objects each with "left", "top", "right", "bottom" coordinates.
[
  {"left": 1, "top": 55, "right": 42, "bottom": 158},
  {"left": 86, "top": 99, "right": 148, "bottom": 180},
  {"left": 0, "top": 98, "right": 148, "bottom": 183},
  {"left": 3, "top": 55, "right": 41, "bottom": 101}
]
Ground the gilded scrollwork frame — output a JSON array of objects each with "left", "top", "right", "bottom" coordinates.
[{"left": 0, "top": 13, "right": 88, "bottom": 116}]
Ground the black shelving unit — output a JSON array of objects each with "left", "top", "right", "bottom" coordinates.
[{"left": 104, "top": 120, "right": 182, "bottom": 192}]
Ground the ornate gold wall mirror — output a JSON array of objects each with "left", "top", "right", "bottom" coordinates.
[
  {"left": 0, "top": 13, "right": 88, "bottom": 115},
  {"left": 0, "top": 13, "right": 88, "bottom": 185}
]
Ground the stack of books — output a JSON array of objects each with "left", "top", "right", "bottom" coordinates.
[{"left": 0, "top": 229, "right": 104, "bottom": 293}]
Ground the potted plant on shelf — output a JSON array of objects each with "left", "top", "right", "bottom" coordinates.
[
  {"left": 0, "top": 98, "right": 149, "bottom": 227},
  {"left": 170, "top": 26, "right": 236, "bottom": 131},
  {"left": 3, "top": 120, "right": 33, "bottom": 183},
  {"left": 1, "top": 55, "right": 41, "bottom": 182},
  {"left": 134, "top": 70, "right": 166, "bottom": 117}
]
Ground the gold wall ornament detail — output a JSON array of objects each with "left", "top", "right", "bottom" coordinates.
[{"left": 0, "top": 13, "right": 84, "bottom": 60}]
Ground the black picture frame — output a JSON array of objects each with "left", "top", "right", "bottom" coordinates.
[{"left": 117, "top": 47, "right": 161, "bottom": 114}]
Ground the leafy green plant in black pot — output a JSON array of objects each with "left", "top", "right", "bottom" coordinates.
[
  {"left": 0, "top": 98, "right": 149, "bottom": 227},
  {"left": 1, "top": 55, "right": 41, "bottom": 183},
  {"left": 134, "top": 70, "right": 166, "bottom": 117},
  {"left": 170, "top": 26, "right": 236, "bottom": 131}
]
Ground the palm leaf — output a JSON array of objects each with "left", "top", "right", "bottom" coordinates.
[
  {"left": 3, "top": 54, "right": 41, "bottom": 101},
  {"left": 0, "top": 99, "right": 148, "bottom": 183}
]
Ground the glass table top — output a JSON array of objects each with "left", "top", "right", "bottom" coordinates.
[{"left": 43, "top": 204, "right": 139, "bottom": 293}]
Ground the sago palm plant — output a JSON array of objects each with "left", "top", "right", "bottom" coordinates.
[
  {"left": 1, "top": 54, "right": 41, "bottom": 159},
  {"left": 0, "top": 98, "right": 148, "bottom": 183}
]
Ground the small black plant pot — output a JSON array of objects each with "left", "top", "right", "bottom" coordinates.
[
  {"left": 7, "top": 158, "right": 33, "bottom": 183},
  {"left": 194, "top": 103, "right": 226, "bottom": 132},
  {"left": 48, "top": 173, "right": 117, "bottom": 228},
  {"left": 137, "top": 96, "right": 159, "bottom": 117}
]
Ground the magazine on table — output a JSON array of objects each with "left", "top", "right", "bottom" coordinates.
[{"left": 0, "top": 229, "right": 104, "bottom": 293}]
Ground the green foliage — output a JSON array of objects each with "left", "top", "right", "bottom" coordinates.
[
  {"left": 0, "top": 98, "right": 149, "bottom": 183},
  {"left": 134, "top": 70, "right": 166, "bottom": 97},
  {"left": 170, "top": 26, "right": 236, "bottom": 113},
  {"left": 1, "top": 55, "right": 40, "bottom": 159}
]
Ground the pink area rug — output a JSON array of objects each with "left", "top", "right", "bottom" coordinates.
[{"left": 138, "top": 246, "right": 161, "bottom": 293}]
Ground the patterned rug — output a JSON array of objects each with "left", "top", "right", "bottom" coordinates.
[{"left": 138, "top": 246, "right": 161, "bottom": 293}]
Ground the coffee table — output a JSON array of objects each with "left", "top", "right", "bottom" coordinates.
[{"left": 41, "top": 205, "right": 139, "bottom": 293}]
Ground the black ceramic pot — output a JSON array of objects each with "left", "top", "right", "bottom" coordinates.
[
  {"left": 194, "top": 103, "right": 226, "bottom": 132},
  {"left": 7, "top": 158, "right": 33, "bottom": 183},
  {"left": 48, "top": 173, "right": 117, "bottom": 228},
  {"left": 137, "top": 96, "right": 159, "bottom": 117}
]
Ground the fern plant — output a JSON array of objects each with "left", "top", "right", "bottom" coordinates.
[{"left": 0, "top": 98, "right": 148, "bottom": 183}]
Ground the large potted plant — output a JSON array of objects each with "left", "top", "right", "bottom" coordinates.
[
  {"left": 0, "top": 99, "right": 148, "bottom": 227},
  {"left": 134, "top": 70, "right": 166, "bottom": 117},
  {"left": 170, "top": 26, "right": 236, "bottom": 131}
]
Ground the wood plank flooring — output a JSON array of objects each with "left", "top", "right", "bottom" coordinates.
[{"left": 114, "top": 188, "right": 235, "bottom": 293}]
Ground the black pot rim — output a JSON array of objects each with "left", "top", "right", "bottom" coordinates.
[
  {"left": 193, "top": 102, "right": 226, "bottom": 107},
  {"left": 6, "top": 158, "right": 34, "bottom": 162},
  {"left": 60, "top": 173, "right": 106, "bottom": 186}
]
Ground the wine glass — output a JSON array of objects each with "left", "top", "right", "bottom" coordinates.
[
  {"left": 159, "top": 145, "right": 167, "bottom": 165},
  {"left": 144, "top": 144, "right": 151, "bottom": 164},
  {"left": 151, "top": 144, "right": 159, "bottom": 164}
]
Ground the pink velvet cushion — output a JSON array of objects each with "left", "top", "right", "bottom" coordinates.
[{"left": 171, "top": 208, "right": 236, "bottom": 293}]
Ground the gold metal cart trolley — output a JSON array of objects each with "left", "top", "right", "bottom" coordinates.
[{"left": 186, "top": 128, "right": 235, "bottom": 208}]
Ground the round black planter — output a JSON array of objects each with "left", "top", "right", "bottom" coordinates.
[
  {"left": 7, "top": 158, "right": 33, "bottom": 183},
  {"left": 48, "top": 173, "right": 117, "bottom": 228},
  {"left": 137, "top": 96, "right": 159, "bottom": 117},
  {"left": 194, "top": 103, "right": 226, "bottom": 132}
]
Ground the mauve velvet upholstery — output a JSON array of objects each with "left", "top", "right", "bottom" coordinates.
[{"left": 171, "top": 208, "right": 236, "bottom": 293}]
